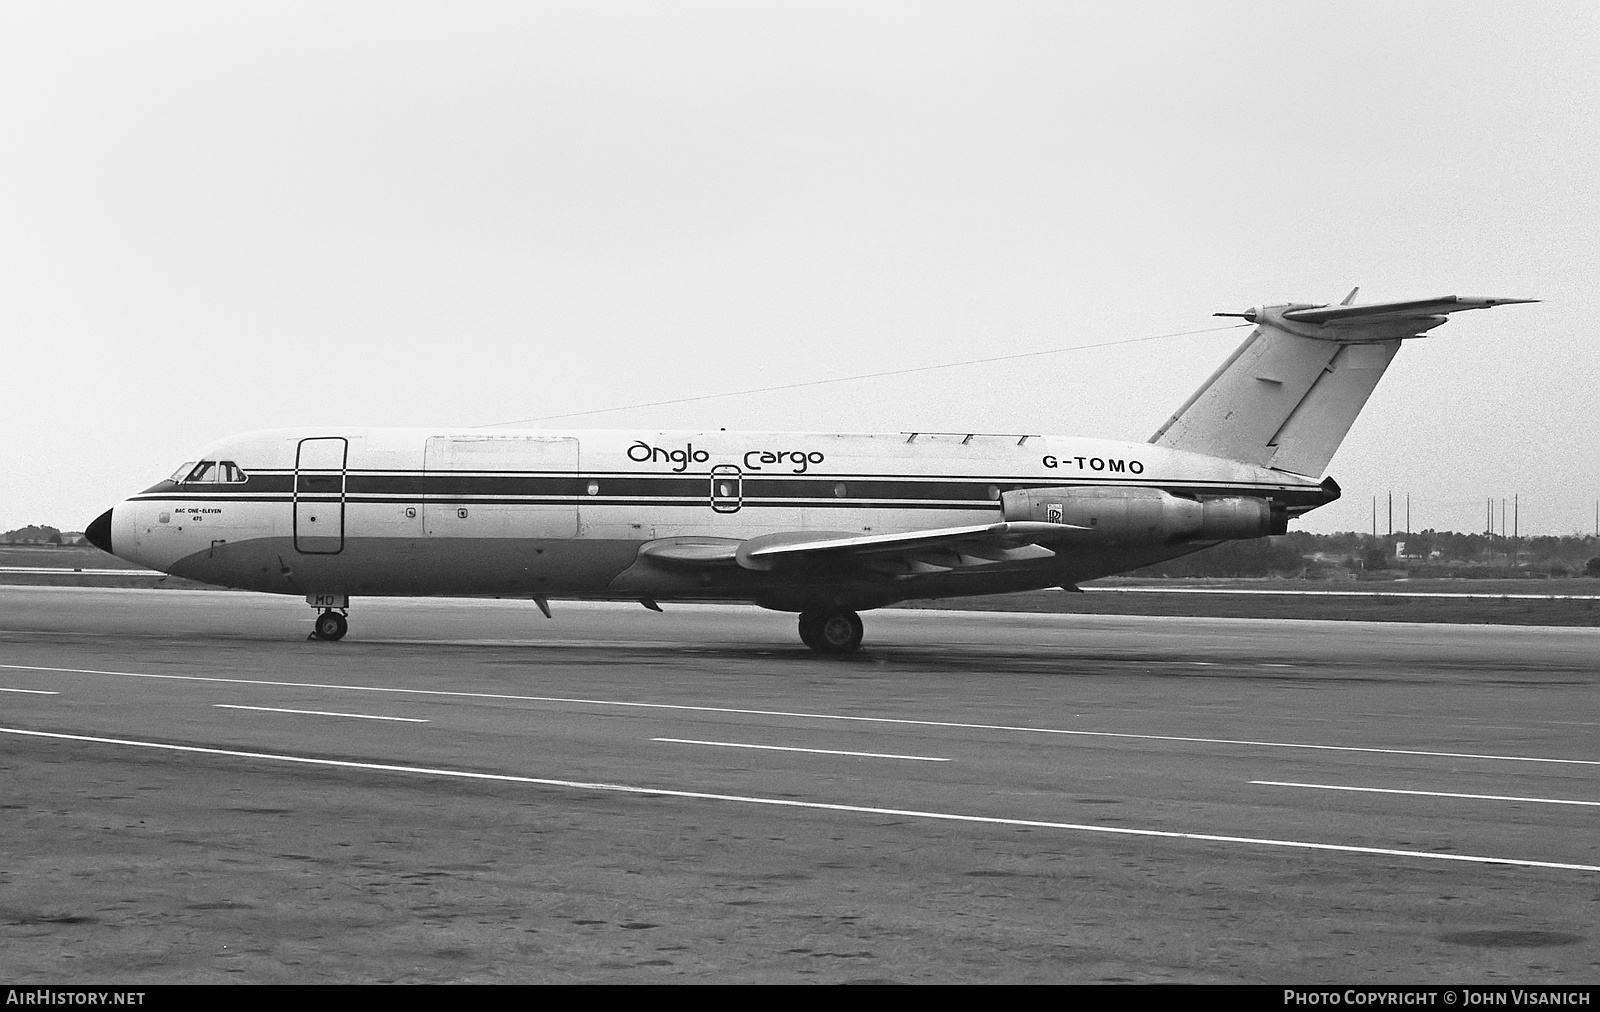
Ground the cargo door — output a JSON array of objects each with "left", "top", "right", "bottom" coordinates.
[
  {"left": 294, "top": 437, "right": 347, "bottom": 554},
  {"left": 423, "top": 434, "right": 580, "bottom": 538}
]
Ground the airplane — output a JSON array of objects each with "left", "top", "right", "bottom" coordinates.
[{"left": 84, "top": 294, "right": 1534, "bottom": 653}]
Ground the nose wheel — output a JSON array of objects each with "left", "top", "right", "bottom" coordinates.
[
  {"left": 311, "top": 610, "right": 348, "bottom": 641},
  {"left": 798, "top": 608, "right": 863, "bottom": 654}
]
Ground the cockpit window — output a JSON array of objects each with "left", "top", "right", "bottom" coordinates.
[
  {"left": 169, "top": 461, "right": 197, "bottom": 482},
  {"left": 180, "top": 460, "right": 249, "bottom": 484}
]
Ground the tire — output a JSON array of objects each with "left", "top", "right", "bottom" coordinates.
[
  {"left": 799, "top": 609, "right": 862, "bottom": 654},
  {"left": 314, "top": 611, "right": 348, "bottom": 641},
  {"left": 797, "top": 613, "right": 821, "bottom": 649}
]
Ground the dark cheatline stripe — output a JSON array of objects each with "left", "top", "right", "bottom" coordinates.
[
  {"left": 140, "top": 472, "right": 1321, "bottom": 506},
  {"left": 128, "top": 493, "right": 1325, "bottom": 511},
  {"left": 125, "top": 495, "right": 995, "bottom": 511}
]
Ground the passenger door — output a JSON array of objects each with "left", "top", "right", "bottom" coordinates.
[{"left": 294, "top": 437, "right": 347, "bottom": 554}]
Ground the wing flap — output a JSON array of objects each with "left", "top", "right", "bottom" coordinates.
[{"left": 736, "top": 521, "right": 1083, "bottom": 570}]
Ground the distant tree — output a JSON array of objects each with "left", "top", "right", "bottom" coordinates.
[
  {"left": 1087, "top": 531, "right": 1600, "bottom": 579},
  {"left": 2, "top": 525, "right": 63, "bottom": 545}
]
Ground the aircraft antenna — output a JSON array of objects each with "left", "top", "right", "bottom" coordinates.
[{"left": 478, "top": 321, "right": 1250, "bottom": 427}]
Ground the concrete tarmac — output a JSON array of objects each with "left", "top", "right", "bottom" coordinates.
[{"left": 1, "top": 587, "right": 1596, "bottom": 983}]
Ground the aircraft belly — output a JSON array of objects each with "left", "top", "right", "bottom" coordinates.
[{"left": 167, "top": 536, "right": 642, "bottom": 598}]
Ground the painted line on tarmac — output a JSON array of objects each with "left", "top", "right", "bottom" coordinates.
[
  {"left": 1252, "top": 780, "right": 1600, "bottom": 807},
  {"left": 1, "top": 725, "right": 1595, "bottom": 874},
  {"left": 0, "top": 687, "right": 59, "bottom": 695},
  {"left": 1081, "top": 587, "right": 1600, "bottom": 601},
  {"left": 5, "top": 662, "right": 1597, "bottom": 769},
  {"left": 652, "top": 737, "right": 950, "bottom": 762},
  {"left": 214, "top": 704, "right": 428, "bottom": 723},
  {"left": 0, "top": 567, "right": 161, "bottom": 577}
]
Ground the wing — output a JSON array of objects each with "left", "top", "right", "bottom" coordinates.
[{"left": 637, "top": 521, "right": 1086, "bottom": 575}]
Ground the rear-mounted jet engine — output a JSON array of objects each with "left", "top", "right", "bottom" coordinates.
[{"left": 1000, "top": 486, "right": 1287, "bottom": 543}]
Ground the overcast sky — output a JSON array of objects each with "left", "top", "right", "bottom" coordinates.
[{"left": 2, "top": 1, "right": 1595, "bottom": 536}]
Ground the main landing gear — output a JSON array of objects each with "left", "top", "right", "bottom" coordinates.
[{"left": 797, "top": 608, "right": 863, "bottom": 655}]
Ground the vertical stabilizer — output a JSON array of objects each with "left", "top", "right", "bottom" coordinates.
[{"left": 1149, "top": 295, "right": 1535, "bottom": 477}]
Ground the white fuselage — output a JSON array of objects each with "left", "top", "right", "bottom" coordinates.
[{"left": 97, "top": 426, "right": 1330, "bottom": 611}]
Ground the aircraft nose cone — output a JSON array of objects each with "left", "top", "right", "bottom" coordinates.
[{"left": 85, "top": 509, "right": 114, "bottom": 555}]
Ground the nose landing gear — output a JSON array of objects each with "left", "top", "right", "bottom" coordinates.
[
  {"left": 798, "top": 608, "right": 863, "bottom": 654},
  {"left": 311, "top": 610, "right": 348, "bottom": 641},
  {"left": 306, "top": 594, "right": 350, "bottom": 641}
]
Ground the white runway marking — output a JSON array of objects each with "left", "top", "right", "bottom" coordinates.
[
  {"left": 214, "top": 704, "right": 428, "bottom": 723},
  {"left": 1080, "top": 586, "right": 1600, "bottom": 601},
  {"left": 0, "top": 687, "right": 59, "bottom": 695},
  {"left": 653, "top": 737, "right": 951, "bottom": 762},
  {"left": 5, "top": 662, "right": 1597, "bottom": 768},
  {"left": 0, "top": 567, "right": 160, "bottom": 576},
  {"left": 2, "top": 725, "right": 1595, "bottom": 874},
  {"left": 1252, "top": 780, "right": 1600, "bottom": 807}
]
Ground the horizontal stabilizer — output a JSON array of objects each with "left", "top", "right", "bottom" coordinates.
[{"left": 1280, "top": 296, "right": 1536, "bottom": 328}]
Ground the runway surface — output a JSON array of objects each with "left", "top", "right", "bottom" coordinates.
[{"left": 1, "top": 587, "right": 1596, "bottom": 983}]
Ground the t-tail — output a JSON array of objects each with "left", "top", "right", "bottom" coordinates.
[{"left": 1149, "top": 293, "right": 1536, "bottom": 477}]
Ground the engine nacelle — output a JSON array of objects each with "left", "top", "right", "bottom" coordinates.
[{"left": 1000, "top": 486, "right": 1285, "bottom": 543}]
